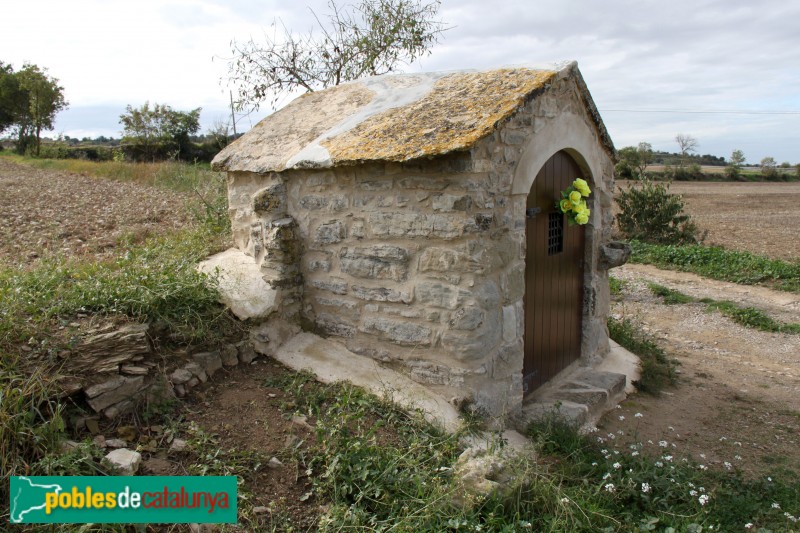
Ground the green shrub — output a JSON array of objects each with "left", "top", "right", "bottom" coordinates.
[{"left": 615, "top": 179, "right": 702, "bottom": 245}]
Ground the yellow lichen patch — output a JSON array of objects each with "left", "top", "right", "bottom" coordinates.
[
  {"left": 322, "top": 69, "right": 557, "bottom": 164},
  {"left": 212, "top": 83, "right": 375, "bottom": 172}
]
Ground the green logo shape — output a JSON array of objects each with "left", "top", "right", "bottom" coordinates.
[{"left": 9, "top": 476, "right": 237, "bottom": 524}]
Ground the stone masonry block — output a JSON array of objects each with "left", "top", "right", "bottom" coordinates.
[
  {"left": 370, "top": 212, "right": 464, "bottom": 240},
  {"left": 361, "top": 316, "right": 432, "bottom": 347},
  {"left": 339, "top": 245, "right": 411, "bottom": 281},
  {"left": 192, "top": 352, "right": 223, "bottom": 378}
]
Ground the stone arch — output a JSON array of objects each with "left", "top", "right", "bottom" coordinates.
[
  {"left": 511, "top": 112, "right": 603, "bottom": 196},
  {"left": 511, "top": 110, "right": 610, "bottom": 379}
]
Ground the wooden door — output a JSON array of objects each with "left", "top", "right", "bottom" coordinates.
[{"left": 523, "top": 151, "right": 586, "bottom": 394}]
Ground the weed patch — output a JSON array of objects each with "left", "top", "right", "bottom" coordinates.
[
  {"left": 646, "top": 283, "right": 800, "bottom": 334},
  {"left": 630, "top": 240, "right": 800, "bottom": 292},
  {"left": 647, "top": 282, "right": 695, "bottom": 304},
  {"left": 0, "top": 224, "right": 234, "bottom": 352},
  {"left": 607, "top": 317, "right": 676, "bottom": 394},
  {"left": 704, "top": 301, "right": 800, "bottom": 334},
  {"left": 609, "top": 275, "right": 625, "bottom": 296},
  {"left": 0, "top": 355, "right": 66, "bottom": 507}
]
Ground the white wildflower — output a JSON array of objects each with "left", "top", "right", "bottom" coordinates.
[
  {"left": 612, "top": 462, "right": 621, "bottom": 469},
  {"left": 690, "top": 490, "right": 698, "bottom": 496},
  {"left": 635, "top": 412, "right": 643, "bottom": 418},
  {"left": 604, "top": 483, "right": 615, "bottom": 493},
  {"left": 724, "top": 462, "right": 732, "bottom": 470},
  {"left": 655, "top": 461, "right": 663, "bottom": 467},
  {"left": 659, "top": 440, "right": 668, "bottom": 448},
  {"left": 619, "top": 415, "right": 625, "bottom": 421},
  {"left": 772, "top": 502, "right": 780, "bottom": 509},
  {"left": 744, "top": 523, "right": 753, "bottom": 529},
  {"left": 699, "top": 494, "right": 710, "bottom": 506},
  {"left": 641, "top": 482, "right": 650, "bottom": 493},
  {"left": 560, "top": 497, "right": 570, "bottom": 503}
]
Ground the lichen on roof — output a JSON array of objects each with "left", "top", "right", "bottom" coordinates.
[
  {"left": 211, "top": 83, "right": 375, "bottom": 173},
  {"left": 212, "top": 64, "right": 600, "bottom": 173},
  {"left": 323, "top": 69, "right": 555, "bottom": 164}
]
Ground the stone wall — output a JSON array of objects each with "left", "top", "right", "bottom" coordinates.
[{"left": 226, "top": 75, "right": 615, "bottom": 420}]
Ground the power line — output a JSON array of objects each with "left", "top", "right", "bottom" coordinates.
[{"left": 601, "top": 109, "right": 800, "bottom": 115}]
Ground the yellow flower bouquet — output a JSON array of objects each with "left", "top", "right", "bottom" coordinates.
[{"left": 556, "top": 178, "right": 592, "bottom": 225}]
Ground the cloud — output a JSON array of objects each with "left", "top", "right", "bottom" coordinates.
[{"left": 3, "top": 0, "right": 798, "bottom": 161}]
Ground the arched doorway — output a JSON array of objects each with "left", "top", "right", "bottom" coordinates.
[{"left": 523, "top": 150, "right": 586, "bottom": 394}]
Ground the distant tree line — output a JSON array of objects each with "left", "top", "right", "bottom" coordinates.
[
  {"left": 616, "top": 134, "right": 798, "bottom": 182},
  {"left": 0, "top": 61, "right": 68, "bottom": 155}
]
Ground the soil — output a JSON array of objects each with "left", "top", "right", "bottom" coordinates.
[
  {"left": 2, "top": 158, "right": 798, "bottom": 528},
  {"left": 615, "top": 180, "right": 800, "bottom": 261},
  {"left": 153, "top": 361, "right": 322, "bottom": 530},
  {"left": 598, "top": 263, "right": 800, "bottom": 478},
  {"left": 0, "top": 157, "right": 190, "bottom": 267}
]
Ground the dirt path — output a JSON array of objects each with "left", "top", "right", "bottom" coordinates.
[{"left": 599, "top": 263, "right": 800, "bottom": 478}]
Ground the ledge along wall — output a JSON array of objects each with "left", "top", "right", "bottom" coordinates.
[{"left": 225, "top": 72, "right": 616, "bottom": 421}]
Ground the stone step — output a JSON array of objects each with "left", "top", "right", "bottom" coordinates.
[{"left": 513, "top": 369, "right": 627, "bottom": 433}]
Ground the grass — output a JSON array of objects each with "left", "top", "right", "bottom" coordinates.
[
  {"left": 647, "top": 283, "right": 800, "bottom": 334},
  {"left": 705, "top": 301, "right": 800, "bottom": 334},
  {"left": 647, "top": 282, "right": 694, "bottom": 304},
  {"left": 0, "top": 157, "right": 234, "bottom": 524},
  {"left": 0, "top": 152, "right": 219, "bottom": 193},
  {"left": 609, "top": 275, "right": 625, "bottom": 296},
  {"left": 0, "top": 223, "right": 234, "bottom": 353},
  {"left": 607, "top": 316, "right": 676, "bottom": 394},
  {"left": 524, "top": 415, "right": 800, "bottom": 532},
  {"left": 225, "top": 370, "right": 800, "bottom": 531},
  {"left": 0, "top": 355, "right": 66, "bottom": 504},
  {"left": 630, "top": 240, "right": 800, "bottom": 293}
]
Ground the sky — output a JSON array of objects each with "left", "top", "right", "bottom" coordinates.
[{"left": 2, "top": 0, "right": 799, "bottom": 164}]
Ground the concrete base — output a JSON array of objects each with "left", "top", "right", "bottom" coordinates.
[
  {"left": 275, "top": 332, "right": 464, "bottom": 433},
  {"left": 197, "top": 248, "right": 278, "bottom": 320}
]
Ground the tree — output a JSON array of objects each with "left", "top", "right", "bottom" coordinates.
[
  {"left": 0, "top": 62, "right": 67, "bottom": 155},
  {"left": 226, "top": 0, "right": 447, "bottom": 110},
  {"left": 119, "top": 102, "right": 201, "bottom": 161},
  {"left": 16, "top": 64, "right": 68, "bottom": 156},
  {"left": 636, "top": 142, "right": 653, "bottom": 176},
  {"left": 0, "top": 62, "right": 25, "bottom": 134},
  {"left": 675, "top": 134, "right": 698, "bottom": 168},
  {"left": 724, "top": 149, "right": 745, "bottom": 179},
  {"left": 760, "top": 156, "right": 777, "bottom": 179},
  {"left": 730, "top": 149, "right": 746, "bottom": 168},
  {"left": 614, "top": 146, "right": 639, "bottom": 179}
]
